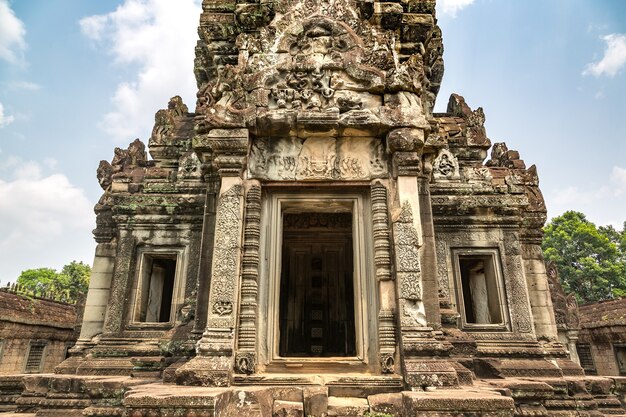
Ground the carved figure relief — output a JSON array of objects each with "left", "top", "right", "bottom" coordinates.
[
  {"left": 249, "top": 137, "right": 386, "bottom": 181},
  {"left": 433, "top": 149, "right": 460, "bottom": 180},
  {"left": 178, "top": 152, "right": 202, "bottom": 179}
]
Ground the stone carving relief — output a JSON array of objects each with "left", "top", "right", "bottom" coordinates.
[
  {"left": 207, "top": 185, "right": 243, "bottom": 328},
  {"left": 432, "top": 149, "right": 460, "bottom": 181},
  {"left": 213, "top": 301, "right": 233, "bottom": 316},
  {"left": 547, "top": 262, "right": 580, "bottom": 330},
  {"left": 249, "top": 137, "right": 386, "bottom": 181},
  {"left": 235, "top": 185, "right": 261, "bottom": 372},
  {"left": 283, "top": 212, "right": 352, "bottom": 229},
  {"left": 178, "top": 151, "right": 202, "bottom": 179},
  {"left": 501, "top": 251, "right": 533, "bottom": 334},
  {"left": 393, "top": 202, "right": 426, "bottom": 327},
  {"left": 435, "top": 239, "right": 450, "bottom": 300},
  {"left": 380, "top": 353, "right": 395, "bottom": 374},
  {"left": 371, "top": 183, "right": 392, "bottom": 281},
  {"left": 464, "top": 167, "right": 493, "bottom": 183},
  {"left": 235, "top": 352, "right": 256, "bottom": 375}
]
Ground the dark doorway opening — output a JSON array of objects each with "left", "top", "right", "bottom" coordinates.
[
  {"left": 459, "top": 255, "right": 503, "bottom": 325},
  {"left": 279, "top": 212, "right": 356, "bottom": 357},
  {"left": 137, "top": 255, "right": 176, "bottom": 322}
]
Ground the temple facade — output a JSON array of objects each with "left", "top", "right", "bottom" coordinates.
[{"left": 4, "top": 0, "right": 626, "bottom": 416}]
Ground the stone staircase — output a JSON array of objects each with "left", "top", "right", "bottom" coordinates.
[{"left": 2, "top": 371, "right": 626, "bottom": 417}]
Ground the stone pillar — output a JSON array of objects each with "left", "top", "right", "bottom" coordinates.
[
  {"left": 522, "top": 243, "right": 559, "bottom": 341},
  {"left": 387, "top": 128, "right": 456, "bottom": 388},
  {"left": 234, "top": 182, "right": 261, "bottom": 375},
  {"left": 418, "top": 155, "right": 441, "bottom": 329},
  {"left": 78, "top": 242, "right": 116, "bottom": 342},
  {"left": 371, "top": 181, "right": 397, "bottom": 374},
  {"left": 102, "top": 230, "right": 136, "bottom": 336},
  {"left": 192, "top": 172, "right": 219, "bottom": 336},
  {"left": 177, "top": 128, "right": 249, "bottom": 386},
  {"left": 567, "top": 329, "right": 580, "bottom": 365}
]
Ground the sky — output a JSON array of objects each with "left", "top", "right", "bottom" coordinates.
[{"left": 0, "top": 0, "right": 625, "bottom": 284}]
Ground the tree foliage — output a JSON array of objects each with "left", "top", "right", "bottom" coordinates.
[
  {"left": 16, "top": 261, "right": 90, "bottom": 303},
  {"left": 542, "top": 211, "right": 626, "bottom": 304}
]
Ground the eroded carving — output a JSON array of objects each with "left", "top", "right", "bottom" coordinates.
[
  {"left": 249, "top": 137, "right": 386, "bottom": 181},
  {"left": 433, "top": 149, "right": 460, "bottom": 180}
]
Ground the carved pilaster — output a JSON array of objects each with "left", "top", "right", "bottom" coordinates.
[
  {"left": 393, "top": 202, "right": 426, "bottom": 329},
  {"left": 187, "top": 183, "right": 244, "bottom": 386},
  {"left": 102, "top": 231, "right": 136, "bottom": 336},
  {"left": 371, "top": 182, "right": 397, "bottom": 374},
  {"left": 379, "top": 310, "right": 396, "bottom": 374},
  {"left": 371, "top": 183, "right": 391, "bottom": 281},
  {"left": 393, "top": 199, "right": 455, "bottom": 387},
  {"left": 235, "top": 184, "right": 261, "bottom": 374}
]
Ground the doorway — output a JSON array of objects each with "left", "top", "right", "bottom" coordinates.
[{"left": 279, "top": 212, "right": 356, "bottom": 357}]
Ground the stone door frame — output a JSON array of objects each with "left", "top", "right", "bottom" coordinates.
[{"left": 254, "top": 187, "right": 378, "bottom": 372}]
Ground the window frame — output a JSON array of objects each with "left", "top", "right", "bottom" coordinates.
[
  {"left": 614, "top": 344, "right": 626, "bottom": 376},
  {"left": 24, "top": 340, "right": 47, "bottom": 374},
  {"left": 451, "top": 248, "right": 510, "bottom": 331},
  {"left": 129, "top": 247, "right": 186, "bottom": 328},
  {"left": 576, "top": 343, "right": 596, "bottom": 375}
]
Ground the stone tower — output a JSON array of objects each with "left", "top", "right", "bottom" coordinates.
[{"left": 29, "top": 0, "right": 626, "bottom": 415}]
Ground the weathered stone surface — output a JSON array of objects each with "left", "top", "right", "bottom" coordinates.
[
  {"left": 368, "top": 392, "right": 402, "bottom": 416},
  {"left": 303, "top": 386, "right": 328, "bottom": 417},
  {"left": 273, "top": 400, "right": 303, "bottom": 417},
  {"left": 1, "top": 1, "right": 622, "bottom": 417},
  {"left": 402, "top": 390, "right": 515, "bottom": 416}
]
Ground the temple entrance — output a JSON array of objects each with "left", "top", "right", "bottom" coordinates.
[{"left": 278, "top": 212, "right": 356, "bottom": 357}]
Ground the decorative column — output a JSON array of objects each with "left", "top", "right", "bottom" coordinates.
[
  {"left": 102, "top": 229, "right": 136, "bottom": 336},
  {"left": 371, "top": 181, "right": 397, "bottom": 374},
  {"left": 234, "top": 183, "right": 261, "bottom": 374},
  {"left": 387, "top": 127, "right": 456, "bottom": 388},
  {"left": 176, "top": 128, "right": 249, "bottom": 386}
]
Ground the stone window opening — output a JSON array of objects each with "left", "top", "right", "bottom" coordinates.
[
  {"left": 134, "top": 254, "right": 177, "bottom": 323},
  {"left": 614, "top": 344, "right": 626, "bottom": 376},
  {"left": 576, "top": 343, "right": 596, "bottom": 375},
  {"left": 24, "top": 341, "right": 46, "bottom": 373},
  {"left": 453, "top": 250, "right": 507, "bottom": 329}
]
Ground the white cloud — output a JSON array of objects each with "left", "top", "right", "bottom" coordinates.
[
  {"left": 438, "top": 0, "right": 475, "bottom": 17},
  {"left": 612, "top": 166, "right": 626, "bottom": 196},
  {"left": 7, "top": 81, "right": 41, "bottom": 91},
  {"left": 79, "top": 0, "right": 202, "bottom": 143},
  {"left": 0, "top": 158, "right": 95, "bottom": 283},
  {"left": 583, "top": 33, "right": 626, "bottom": 77},
  {"left": 0, "top": 102, "right": 15, "bottom": 128},
  {"left": 0, "top": 0, "right": 26, "bottom": 64}
]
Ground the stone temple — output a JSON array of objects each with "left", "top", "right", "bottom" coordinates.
[{"left": 3, "top": 0, "right": 626, "bottom": 416}]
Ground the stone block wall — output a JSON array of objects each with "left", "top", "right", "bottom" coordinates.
[{"left": 0, "top": 290, "right": 78, "bottom": 375}]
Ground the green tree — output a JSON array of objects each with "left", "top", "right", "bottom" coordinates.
[
  {"left": 60, "top": 261, "right": 91, "bottom": 301},
  {"left": 542, "top": 211, "right": 626, "bottom": 303},
  {"left": 16, "top": 261, "right": 91, "bottom": 303}
]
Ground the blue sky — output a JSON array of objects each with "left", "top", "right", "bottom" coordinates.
[{"left": 0, "top": 0, "right": 625, "bottom": 283}]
